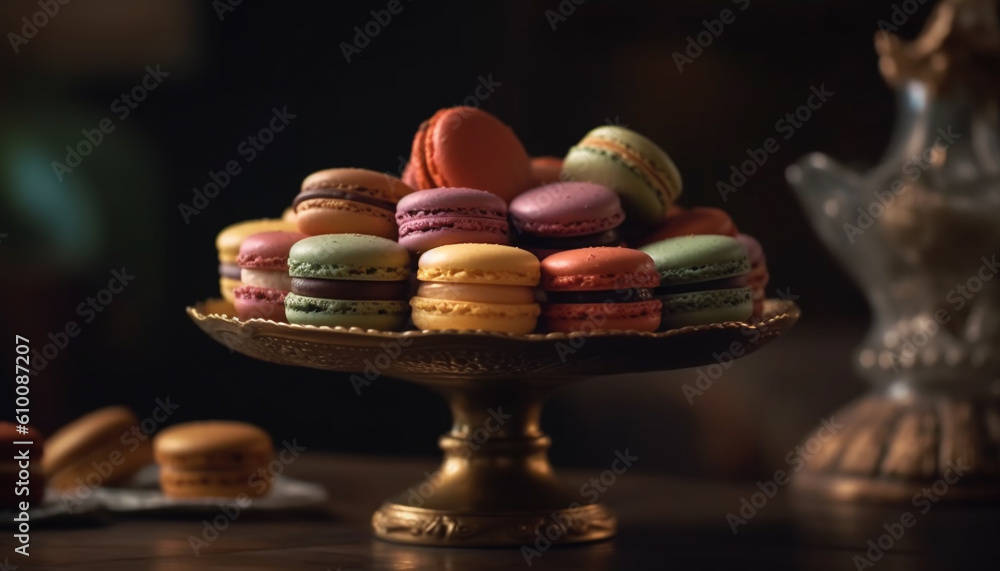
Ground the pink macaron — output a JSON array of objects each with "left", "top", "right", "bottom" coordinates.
[
  {"left": 395, "top": 187, "right": 510, "bottom": 254},
  {"left": 233, "top": 231, "right": 307, "bottom": 323},
  {"left": 509, "top": 182, "right": 626, "bottom": 259},
  {"left": 735, "top": 233, "right": 768, "bottom": 318}
]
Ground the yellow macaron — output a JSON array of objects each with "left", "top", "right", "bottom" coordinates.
[
  {"left": 411, "top": 244, "right": 541, "bottom": 334},
  {"left": 216, "top": 219, "right": 297, "bottom": 302}
]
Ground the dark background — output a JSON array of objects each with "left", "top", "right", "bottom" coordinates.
[{"left": 0, "top": 0, "right": 919, "bottom": 478}]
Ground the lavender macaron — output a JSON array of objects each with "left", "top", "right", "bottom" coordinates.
[
  {"left": 395, "top": 187, "right": 510, "bottom": 254},
  {"left": 509, "top": 182, "right": 626, "bottom": 259}
]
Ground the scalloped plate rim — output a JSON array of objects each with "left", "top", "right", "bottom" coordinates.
[{"left": 187, "top": 299, "right": 799, "bottom": 342}]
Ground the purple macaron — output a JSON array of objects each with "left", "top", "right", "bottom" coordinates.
[
  {"left": 395, "top": 187, "right": 510, "bottom": 254},
  {"left": 509, "top": 182, "right": 626, "bottom": 259}
]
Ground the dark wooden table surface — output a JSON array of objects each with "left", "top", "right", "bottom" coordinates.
[{"left": 14, "top": 453, "right": 998, "bottom": 570}]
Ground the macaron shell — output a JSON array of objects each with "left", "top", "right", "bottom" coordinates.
[
  {"left": 403, "top": 120, "right": 437, "bottom": 190},
  {"left": 155, "top": 421, "right": 272, "bottom": 458},
  {"left": 509, "top": 182, "right": 625, "bottom": 237},
  {"left": 541, "top": 247, "right": 659, "bottom": 291},
  {"left": 299, "top": 168, "right": 416, "bottom": 203},
  {"left": 285, "top": 293, "right": 409, "bottom": 330},
  {"left": 562, "top": 126, "right": 682, "bottom": 226},
  {"left": 541, "top": 300, "right": 662, "bottom": 333},
  {"left": 410, "top": 297, "right": 539, "bottom": 334},
  {"left": 296, "top": 200, "right": 398, "bottom": 239},
  {"left": 638, "top": 207, "right": 738, "bottom": 246},
  {"left": 43, "top": 406, "right": 139, "bottom": 475},
  {"left": 288, "top": 234, "right": 410, "bottom": 281},
  {"left": 237, "top": 231, "right": 308, "bottom": 270},
  {"left": 658, "top": 287, "right": 753, "bottom": 329},
  {"left": 640, "top": 235, "right": 751, "bottom": 285},
  {"left": 234, "top": 286, "right": 288, "bottom": 323},
  {"left": 419, "top": 107, "right": 532, "bottom": 202},
  {"left": 418, "top": 244, "right": 540, "bottom": 286},
  {"left": 47, "top": 437, "right": 153, "bottom": 491}
]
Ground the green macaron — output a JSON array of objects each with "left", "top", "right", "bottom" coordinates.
[
  {"left": 561, "top": 126, "right": 682, "bottom": 227},
  {"left": 639, "top": 235, "right": 753, "bottom": 329},
  {"left": 284, "top": 233, "right": 411, "bottom": 330}
]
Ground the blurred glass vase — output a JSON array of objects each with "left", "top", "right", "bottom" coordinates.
[{"left": 786, "top": 0, "right": 1000, "bottom": 501}]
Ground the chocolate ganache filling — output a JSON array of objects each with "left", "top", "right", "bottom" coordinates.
[
  {"left": 517, "top": 229, "right": 622, "bottom": 250},
  {"left": 293, "top": 188, "right": 396, "bottom": 212},
  {"left": 654, "top": 275, "right": 749, "bottom": 296},
  {"left": 290, "top": 277, "right": 408, "bottom": 300}
]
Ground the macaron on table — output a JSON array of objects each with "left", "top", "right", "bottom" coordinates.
[{"left": 188, "top": 108, "right": 799, "bottom": 547}]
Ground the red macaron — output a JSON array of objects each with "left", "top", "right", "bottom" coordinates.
[
  {"left": 637, "top": 206, "right": 738, "bottom": 246},
  {"left": 540, "top": 247, "right": 662, "bottom": 333},
  {"left": 233, "top": 231, "right": 307, "bottom": 323},
  {"left": 402, "top": 107, "right": 533, "bottom": 202}
]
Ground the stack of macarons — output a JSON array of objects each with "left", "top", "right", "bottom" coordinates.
[
  {"left": 285, "top": 234, "right": 412, "bottom": 330},
  {"left": 207, "top": 105, "right": 771, "bottom": 333},
  {"left": 233, "top": 231, "right": 307, "bottom": 323}
]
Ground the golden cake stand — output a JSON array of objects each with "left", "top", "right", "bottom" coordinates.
[{"left": 187, "top": 298, "right": 799, "bottom": 547}]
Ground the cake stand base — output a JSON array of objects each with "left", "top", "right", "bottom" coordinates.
[
  {"left": 370, "top": 386, "right": 615, "bottom": 546},
  {"left": 793, "top": 391, "right": 1000, "bottom": 503}
]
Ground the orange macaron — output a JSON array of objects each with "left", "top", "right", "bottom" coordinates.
[
  {"left": 293, "top": 168, "right": 416, "bottom": 239},
  {"left": 403, "top": 107, "right": 533, "bottom": 202},
  {"left": 154, "top": 421, "right": 274, "bottom": 499},
  {"left": 42, "top": 406, "right": 153, "bottom": 492}
]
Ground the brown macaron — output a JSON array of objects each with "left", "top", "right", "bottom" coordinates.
[
  {"left": 294, "top": 168, "right": 416, "bottom": 239},
  {"left": 1, "top": 422, "right": 45, "bottom": 508},
  {"left": 42, "top": 406, "right": 153, "bottom": 492},
  {"left": 154, "top": 421, "right": 274, "bottom": 499}
]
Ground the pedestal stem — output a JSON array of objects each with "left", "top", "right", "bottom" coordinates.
[{"left": 371, "top": 381, "right": 617, "bottom": 546}]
